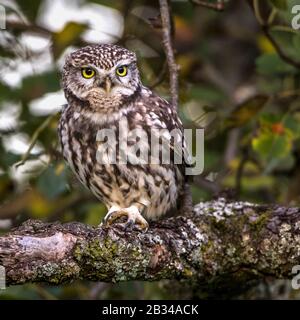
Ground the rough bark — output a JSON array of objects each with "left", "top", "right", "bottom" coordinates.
[
  {"left": 159, "top": 0, "right": 179, "bottom": 110},
  {"left": 0, "top": 198, "right": 300, "bottom": 292}
]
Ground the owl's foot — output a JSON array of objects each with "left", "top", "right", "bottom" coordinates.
[{"left": 102, "top": 206, "right": 149, "bottom": 232}]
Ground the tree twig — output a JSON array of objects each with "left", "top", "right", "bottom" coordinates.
[
  {"left": 262, "top": 26, "right": 300, "bottom": 69},
  {"left": 159, "top": 0, "right": 179, "bottom": 109},
  {"left": 15, "top": 113, "right": 58, "bottom": 168},
  {"left": 251, "top": 0, "right": 300, "bottom": 69}
]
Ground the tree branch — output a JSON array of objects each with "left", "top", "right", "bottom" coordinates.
[
  {"left": 250, "top": 0, "right": 300, "bottom": 69},
  {"left": 159, "top": 0, "right": 179, "bottom": 109},
  {"left": 1, "top": 199, "right": 300, "bottom": 291},
  {"left": 262, "top": 26, "right": 300, "bottom": 69}
]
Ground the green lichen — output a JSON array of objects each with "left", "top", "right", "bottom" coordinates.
[
  {"left": 248, "top": 211, "right": 271, "bottom": 233},
  {"left": 182, "top": 267, "right": 194, "bottom": 278},
  {"left": 73, "top": 236, "right": 153, "bottom": 282},
  {"left": 35, "top": 261, "right": 80, "bottom": 285}
]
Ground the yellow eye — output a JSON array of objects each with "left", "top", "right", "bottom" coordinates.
[
  {"left": 116, "top": 65, "right": 128, "bottom": 77},
  {"left": 81, "top": 67, "right": 95, "bottom": 79}
]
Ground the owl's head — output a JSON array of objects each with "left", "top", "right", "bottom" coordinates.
[{"left": 62, "top": 44, "right": 141, "bottom": 107}]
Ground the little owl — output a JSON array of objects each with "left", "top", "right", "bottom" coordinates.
[{"left": 59, "top": 44, "right": 191, "bottom": 231}]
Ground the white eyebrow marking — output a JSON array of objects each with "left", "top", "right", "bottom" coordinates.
[{"left": 115, "top": 59, "right": 134, "bottom": 68}]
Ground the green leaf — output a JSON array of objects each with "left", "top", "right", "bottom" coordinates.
[
  {"left": 21, "top": 70, "right": 60, "bottom": 102},
  {"left": 36, "top": 165, "right": 68, "bottom": 199},
  {"left": 53, "top": 22, "right": 88, "bottom": 59},
  {"left": 266, "top": 29, "right": 300, "bottom": 60},
  {"left": 269, "top": 0, "right": 288, "bottom": 10},
  {"left": 252, "top": 132, "right": 292, "bottom": 160},
  {"left": 0, "top": 151, "right": 20, "bottom": 169},
  {"left": 259, "top": 113, "right": 282, "bottom": 124},
  {"left": 265, "top": 153, "right": 295, "bottom": 173},
  {"left": 0, "top": 82, "right": 18, "bottom": 102},
  {"left": 256, "top": 53, "right": 298, "bottom": 75},
  {"left": 225, "top": 95, "right": 268, "bottom": 128},
  {"left": 293, "top": 34, "right": 300, "bottom": 53},
  {"left": 15, "top": 0, "right": 42, "bottom": 21},
  {"left": 259, "top": 113, "right": 300, "bottom": 139},
  {"left": 282, "top": 115, "right": 300, "bottom": 138},
  {"left": 189, "top": 85, "right": 226, "bottom": 103}
]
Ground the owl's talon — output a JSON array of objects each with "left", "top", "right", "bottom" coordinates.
[
  {"left": 124, "top": 219, "right": 135, "bottom": 231},
  {"left": 103, "top": 206, "right": 149, "bottom": 232},
  {"left": 133, "top": 217, "right": 149, "bottom": 232},
  {"left": 103, "top": 210, "right": 127, "bottom": 225}
]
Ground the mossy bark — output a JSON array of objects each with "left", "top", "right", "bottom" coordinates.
[{"left": 1, "top": 198, "right": 300, "bottom": 292}]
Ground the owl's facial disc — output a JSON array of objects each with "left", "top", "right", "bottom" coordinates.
[
  {"left": 63, "top": 44, "right": 141, "bottom": 106},
  {"left": 78, "top": 61, "right": 139, "bottom": 100}
]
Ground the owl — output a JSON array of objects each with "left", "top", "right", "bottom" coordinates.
[{"left": 58, "top": 44, "right": 191, "bottom": 231}]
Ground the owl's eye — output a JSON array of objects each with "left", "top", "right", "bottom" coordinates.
[
  {"left": 116, "top": 65, "right": 128, "bottom": 77},
  {"left": 81, "top": 67, "right": 95, "bottom": 79}
]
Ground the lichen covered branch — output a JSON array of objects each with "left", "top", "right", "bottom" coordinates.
[{"left": 1, "top": 199, "right": 300, "bottom": 288}]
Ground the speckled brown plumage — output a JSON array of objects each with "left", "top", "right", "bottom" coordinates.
[{"left": 58, "top": 44, "right": 191, "bottom": 231}]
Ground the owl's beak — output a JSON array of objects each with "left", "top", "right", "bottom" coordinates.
[{"left": 103, "top": 77, "right": 112, "bottom": 94}]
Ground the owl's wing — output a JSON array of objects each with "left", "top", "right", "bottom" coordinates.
[{"left": 137, "top": 90, "right": 192, "bottom": 178}]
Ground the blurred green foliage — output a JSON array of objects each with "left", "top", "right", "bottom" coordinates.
[{"left": 1, "top": 0, "right": 300, "bottom": 299}]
